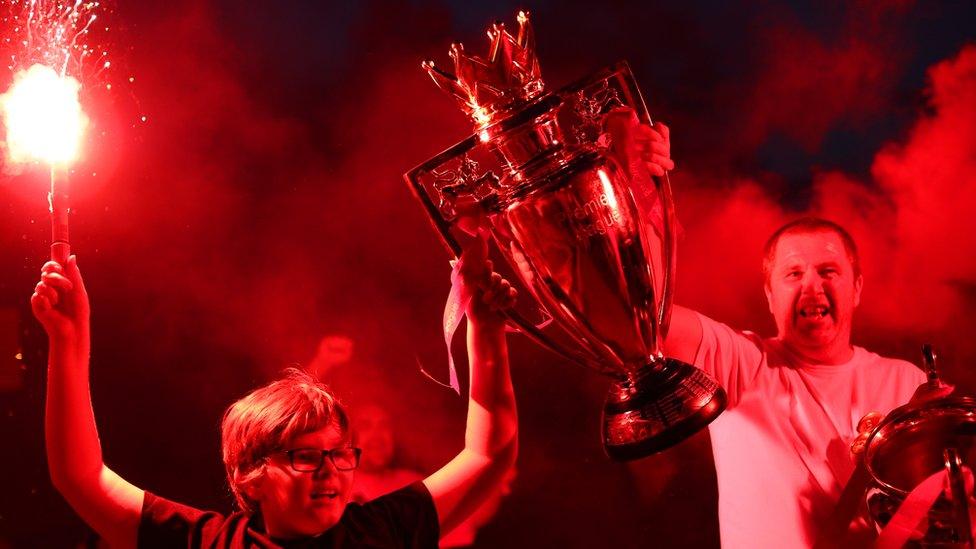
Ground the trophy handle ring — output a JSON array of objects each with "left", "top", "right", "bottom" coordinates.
[{"left": 944, "top": 447, "right": 974, "bottom": 543}]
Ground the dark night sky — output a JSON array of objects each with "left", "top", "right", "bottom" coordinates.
[{"left": 0, "top": 1, "right": 975, "bottom": 547}]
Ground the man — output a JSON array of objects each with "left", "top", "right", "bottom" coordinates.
[
  {"left": 349, "top": 403, "right": 426, "bottom": 505},
  {"left": 348, "top": 402, "right": 515, "bottom": 548},
  {"left": 620, "top": 114, "right": 932, "bottom": 546},
  {"left": 32, "top": 233, "right": 517, "bottom": 548},
  {"left": 663, "top": 218, "right": 928, "bottom": 547}
]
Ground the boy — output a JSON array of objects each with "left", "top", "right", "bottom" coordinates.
[{"left": 32, "top": 235, "right": 516, "bottom": 548}]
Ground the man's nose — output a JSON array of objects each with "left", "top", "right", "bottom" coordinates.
[{"left": 800, "top": 269, "right": 824, "bottom": 293}]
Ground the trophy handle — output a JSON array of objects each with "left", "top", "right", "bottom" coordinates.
[
  {"left": 404, "top": 170, "right": 599, "bottom": 370},
  {"left": 657, "top": 170, "right": 677, "bottom": 343},
  {"left": 610, "top": 64, "right": 679, "bottom": 348}
]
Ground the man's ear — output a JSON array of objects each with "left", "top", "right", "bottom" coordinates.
[
  {"left": 764, "top": 282, "right": 774, "bottom": 315},
  {"left": 853, "top": 274, "right": 864, "bottom": 308}
]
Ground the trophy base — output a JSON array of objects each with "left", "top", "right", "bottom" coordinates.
[{"left": 602, "top": 358, "right": 727, "bottom": 461}]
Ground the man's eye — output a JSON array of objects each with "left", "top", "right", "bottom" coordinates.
[{"left": 786, "top": 271, "right": 802, "bottom": 279}]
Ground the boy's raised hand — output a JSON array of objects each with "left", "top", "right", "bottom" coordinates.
[
  {"left": 31, "top": 255, "right": 89, "bottom": 341},
  {"left": 459, "top": 234, "right": 517, "bottom": 329}
]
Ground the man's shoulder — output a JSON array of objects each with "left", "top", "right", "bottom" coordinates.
[
  {"left": 696, "top": 311, "right": 766, "bottom": 349},
  {"left": 854, "top": 346, "right": 919, "bottom": 369},
  {"left": 853, "top": 346, "right": 926, "bottom": 379}
]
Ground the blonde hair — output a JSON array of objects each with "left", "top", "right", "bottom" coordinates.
[{"left": 220, "top": 368, "right": 349, "bottom": 513}]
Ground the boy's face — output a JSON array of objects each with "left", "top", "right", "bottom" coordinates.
[{"left": 253, "top": 425, "right": 355, "bottom": 539}]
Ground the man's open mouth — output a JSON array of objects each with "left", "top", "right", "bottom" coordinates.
[{"left": 798, "top": 305, "right": 830, "bottom": 320}]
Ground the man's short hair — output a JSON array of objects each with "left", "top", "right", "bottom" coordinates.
[
  {"left": 762, "top": 217, "right": 861, "bottom": 283},
  {"left": 221, "top": 368, "right": 349, "bottom": 513}
]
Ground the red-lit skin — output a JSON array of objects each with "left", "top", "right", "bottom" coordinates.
[
  {"left": 764, "top": 231, "right": 862, "bottom": 365},
  {"left": 249, "top": 427, "right": 354, "bottom": 539}
]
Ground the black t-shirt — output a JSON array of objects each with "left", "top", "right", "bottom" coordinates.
[{"left": 139, "top": 481, "right": 439, "bottom": 548}]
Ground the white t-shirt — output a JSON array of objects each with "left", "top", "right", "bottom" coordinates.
[{"left": 695, "top": 313, "right": 926, "bottom": 549}]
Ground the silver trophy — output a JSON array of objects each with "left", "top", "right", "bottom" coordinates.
[
  {"left": 405, "top": 12, "right": 726, "bottom": 460},
  {"left": 859, "top": 346, "right": 976, "bottom": 544}
]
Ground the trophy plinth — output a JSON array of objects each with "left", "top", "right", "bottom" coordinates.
[
  {"left": 604, "top": 360, "right": 727, "bottom": 460},
  {"left": 407, "top": 11, "right": 726, "bottom": 459}
]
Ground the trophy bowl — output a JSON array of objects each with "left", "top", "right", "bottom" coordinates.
[
  {"left": 863, "top": 396, "right": 976, "bottom": 544},
  {"left": 405, "top": 12, "right": 726, "bottom": 460}
]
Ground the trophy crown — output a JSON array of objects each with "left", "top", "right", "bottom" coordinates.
[{"left": 423, "top": 11, "right": 544, "bottom": 128}]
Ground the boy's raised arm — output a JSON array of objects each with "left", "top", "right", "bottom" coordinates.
[
  {"left": 33, "top": 256, "right": 143, "bottom": 548},
  {"left": 423, "top": 236, "right": 519, "bottom": 537}
]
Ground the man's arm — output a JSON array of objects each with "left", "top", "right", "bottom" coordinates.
[
  {"left": 663, "top": 305, "right": 704, "bottom": 366},
  {"left": 423, "top": 237, "right": 518, "bottom": 537},
  {"left": 33, "top": 257, "right": 143, "bottom": 548}
]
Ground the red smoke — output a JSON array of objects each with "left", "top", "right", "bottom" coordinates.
[
  {"left": 865, "top": 46, "right": 976, "bottom": 365},
  {"left": 676, "top": 43, "right": 976, "bottom": 383},
  {"left": 718, "top": 2, "right": 914, "bottom": 156}
]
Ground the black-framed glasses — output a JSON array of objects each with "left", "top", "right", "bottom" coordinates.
[{"left": 280, "top": 447, "right": 362, "bottom": 472}]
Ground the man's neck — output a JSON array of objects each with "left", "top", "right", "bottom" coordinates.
[{"left": 783, "top": 339, "right": 855, "bottom": 366}]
